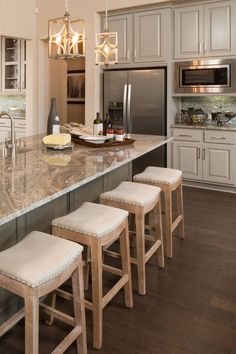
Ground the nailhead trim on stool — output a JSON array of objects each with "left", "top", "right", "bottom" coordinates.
[
  {"left": 133, "top": 166, "right": 185, "bottom": 258},
  {"left": 100, "top": 181, "right": 165, "bottom": 296},
  {"left": 0, "top": 231, "right": 87, "bottom": 354}
]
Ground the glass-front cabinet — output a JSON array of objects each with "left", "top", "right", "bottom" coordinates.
[{"left": 1, "top": 37, "right": 26, "bottom": 93}]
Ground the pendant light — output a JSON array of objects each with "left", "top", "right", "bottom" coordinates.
[
  {"left": 48, "top": 0, "right": 85, "bottom": 60},
  {"left": 95, "top": 2, "right": 118, "bottom": 66}
]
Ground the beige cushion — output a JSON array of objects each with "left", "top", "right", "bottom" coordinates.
[
  {"left": 100, "top": 181, "right": 161, "bottom": 206},
  {"left": 52, "top": 202, "right": 128, "bottom": 238},
  {"left": 133, "top": 167, "right": 182, "bottom": 186},
  {"left": 0, "top": 231, "right": 83, "bottom": 288}
]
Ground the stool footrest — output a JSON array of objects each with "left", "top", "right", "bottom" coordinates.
[
  {"left": 51, "top": 325, "right": 82, "bottom": 354},
  {"left": 40, "top": 302, "right": 75, "bottom": 327},
  {"left": 171, "top": 215, "right": 183, "bottom": 233},
  {"left": 103, "top": 264, "right": 123, "bottom": 277},
  {"left": 145, "top": 240, "right": 161, "bottom": 263},
  {"left": 0, "top": 308, "right": 24, "bottom": 337},
  {"left": 102, "top": 275, "right": 129, "bottom": 309}
]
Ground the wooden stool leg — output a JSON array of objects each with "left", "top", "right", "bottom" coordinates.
[
  {"left": 45, "top": 292, "right": 57, "bottom": 325},
  {"left": 72, "top": 254, "right": 87, "bottom": 354},
  {"left": 119, "top": 220, "right": 133, "bottom": 309},
  {"left": 153, "top": 200, "right": 165, "bottom": 268},
  {"left": 25, "top": 295, "right": 39, "bottom": 354},
  {"left": 176, "top": 181, "right": 185, "bottom": 240},
  {"left": 91, "top": 241, "right": 103, "bottom": 349},
  {"left": 164, "top": 187, "right": 173, "bottom": 259},
  {"left": 135, "top": 212, "right": 146, "bottom": 295}
]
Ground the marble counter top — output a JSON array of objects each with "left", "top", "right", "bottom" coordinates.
[
  {"left": 0, "top": 133, "right": 172, "bottom": 226},
  {"left": 171, "top": 123, "right": 236, "bottom": 131}
]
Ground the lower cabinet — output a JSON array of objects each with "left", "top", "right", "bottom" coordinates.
[
  {"left": 173, "top": 141, "right": 202, "bottom": 180},
  {"left": 173, "top": 128, "right": 236, "bottom": 186}
]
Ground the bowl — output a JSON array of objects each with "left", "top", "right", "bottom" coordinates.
[{"left": 79, "top": 135, "right": 110, "bottom": 144}]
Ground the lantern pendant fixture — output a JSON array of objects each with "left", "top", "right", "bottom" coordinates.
[
  {"left": 48, "top": 0, "right": 85, "bottom": 60},
  {"left": 95, "top": 2, "right": 118, "bottom": 66}
]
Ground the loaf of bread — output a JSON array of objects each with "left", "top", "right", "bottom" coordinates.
[{"left": 42, "top": 133, "right": 71, "bottom": 146}]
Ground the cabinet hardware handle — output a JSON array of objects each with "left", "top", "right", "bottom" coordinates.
[
  {"left": 134, "top": 49, "right": 137, "bottom": 58},
  {"left": 210, "top": 136, "right": 226, "bottom": 140},
  {"left": 127, "top": 49, "right": 130, "bottom": 60},
  {"left": 178, "top": 134, "right": 192, "bottom": 137},
  {"left": 202, "top": 148, "right": 206, "bottom": 160},
  {"left": 197, "top": 147, "right": 201, "bottom": 159},
  {"left": 203, "top": 42, "right": 207, "bottom": 53},
  {"left": 18, "top": 123, "right": 25, "bottom": 126}
]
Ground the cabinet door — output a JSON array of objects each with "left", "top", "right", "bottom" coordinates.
[
  {"left": 107, "top": 14, "right": 132, "bottom": 64},
  {"left": 174, "top": 6, "right": 203, "bottom": 59},
  {"left": 134, "top": 10, "right": 164, "bottom": 62},
  {"left": 2, "top": 37, "right": 21, "bottom": 93},
  {"left": 202, "top": 144, "right": 235, "bottom": 185},
  {"left": 20, "top": 40, "right": 26, "bottom": 91},
  {"left": 173, "top": 141, "right": 202, "bottom": 180},
  {"left": 0, "top": 129, "right": 10, "bottom": 142},
  {"left": 204, "top": 1, "right": 236, "bottom": 57}
]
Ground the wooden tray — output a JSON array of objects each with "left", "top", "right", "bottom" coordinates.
[{"left": 72, "top": 137, "right": 135, "bottom": 148}]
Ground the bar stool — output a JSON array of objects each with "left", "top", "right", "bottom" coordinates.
[
  {"left": 133, "top": 166, "right": 185, "bottom": 259},
  {"left": 52, "top": 202, "right": 133, "bottom": 350},
  {"left": 0, "top": 231, "right": 87, "bottom": 354},
  {"left": 100, "top": 181, "right": 164, "bottom": 296}
]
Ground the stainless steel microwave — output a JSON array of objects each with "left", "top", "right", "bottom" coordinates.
[{"left": 174, "top": 59, "right": 236, "bottom": 94}]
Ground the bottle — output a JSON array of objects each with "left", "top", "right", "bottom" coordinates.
[
  {"left": 103, "top": 113, "right": 112, "bottom": 135},
  {"left": 47, "top": 98, "right": 60, "bottom": 135},
  {"left": 93, "top": 112, "right": 103, "bottom": 135}
]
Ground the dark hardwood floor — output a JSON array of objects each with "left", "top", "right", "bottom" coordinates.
[{"left": 0, "top": 187, "right": 236, "bottom": 353}]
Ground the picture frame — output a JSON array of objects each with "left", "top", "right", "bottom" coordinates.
[{"left": 67, "top": 70, "right": 85, "bottom": 103}]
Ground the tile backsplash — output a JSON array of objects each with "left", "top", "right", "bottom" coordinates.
[
  {"left": 175, "top": 96, "right": 236, "bottom": 123},
  {"left": 0, "top": 95, "right": 25, "bottom": 112}
]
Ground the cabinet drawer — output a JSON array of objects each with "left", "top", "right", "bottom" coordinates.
[
  {"left": 204, "top": 131, "right": 236, "bottom": 145},
  {"left": 173, "top": 128, "right": 202, "bottom": 142},
  {"left": 15, "top": 120, "right": 26, "bottom": 129},
  {"left": 0, "top": 119, "right": 10, "bottom": 127}
]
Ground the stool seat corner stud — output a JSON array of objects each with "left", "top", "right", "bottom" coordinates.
[
  {"left": 0, "top": 230, "right": 87, "bottom": 354},
  {"left": 133, "top": 166, "right": 185, "bottom": 259},
  {"left": 100, "top": 180, "right": 165, "bottom": 296},
  {"left": 51, "top": 201, "right": 133, "bottom": 350}
]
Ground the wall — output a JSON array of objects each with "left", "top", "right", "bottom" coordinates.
[{"left": 36, "top": 0, "right": 170, "bottom": 132}]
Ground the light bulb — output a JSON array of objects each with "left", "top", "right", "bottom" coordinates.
[
  {"left": 104, "top": 44, "right": 110, "bottom": 54},
  {"left": 56, "top": 35, "right": 61, "bottom": 44},
  {"left": 72, "top": 34, "right": 78, "bottom": 44}
]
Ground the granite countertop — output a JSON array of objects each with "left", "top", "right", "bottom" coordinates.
[
  {"left": 0, "top": 133, "right": 172, "bottom": 226},
  {"left": 171, "top": 122, "right": 236, "bottom": 131}
]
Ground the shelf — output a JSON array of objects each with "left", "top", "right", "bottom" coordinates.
[{"left": 6, "top": 77, "right": 18, "bottom": 80}]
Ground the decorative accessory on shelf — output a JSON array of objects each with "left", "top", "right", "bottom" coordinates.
[
  {"left": 95, "top": 2, "right": 118, "bottom": 66},
  {"left": 48, "top": 0, "right": 85, "bottom": 60}
]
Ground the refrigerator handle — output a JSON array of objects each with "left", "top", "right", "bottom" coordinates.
[
  {"left": 127, "top": 84, "right": 132, "bottom": 136},
  {"left": 123, "top": 84, "right": 128, "bottom": 132}
]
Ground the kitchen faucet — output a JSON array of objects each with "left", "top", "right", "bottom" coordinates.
[{"left": 0, "top": 112, "right": 15, "bottom": 149}]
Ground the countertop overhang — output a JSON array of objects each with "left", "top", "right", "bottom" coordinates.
[{"left": 0, "top": 134, "right": 172, "bottom": 226}]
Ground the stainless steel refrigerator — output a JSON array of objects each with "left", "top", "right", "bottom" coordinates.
[{"left": 103, "top": 68, "right": 167, "bottom": 175}]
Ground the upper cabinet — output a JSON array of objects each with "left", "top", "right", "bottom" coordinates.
[
  {"left": 105, "top": 8, "right": 168, "bottom": 64},
  {"left": 1, "top": 37, "right": 26, "bottom": 94},
  {"left": 174, "top": 1, "right": 236, "bottom": 59},
  {"left": 107, "top": 14, "right": 133, "bottom": 64}
]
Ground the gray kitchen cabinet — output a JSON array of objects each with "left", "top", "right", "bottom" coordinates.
[
  {"left": 107, "top": 14, "right": 132, "bottom": 64},
  {"left": 134, "top": 10, "right": 165, "bottom": 63},
  {"left": 105, "top": 8, "right": 168, "bottom": 64},
  {"left": 173, "top": 140, "right": 202, "bottom": 180},
  {"left": 172, "top": 128, "right": 236, "bottom": 186},
  {"left": 174, "top": 1, "right": 236, "bottom": 59}
]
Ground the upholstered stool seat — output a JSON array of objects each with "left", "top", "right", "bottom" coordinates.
[
  {"left": 52, "top": 202, "right": 133, "bottom": 350},
  {"left": 100, "top": 181, "right": 164, "bottom": 296},
  {"left": 0, "top": 231, "right": 87, "bottom": 354},
  {"left": 134, "top": 166, "right": 182, "bottom": 186},
  {"left": 134, "top": 166, "right": 185, "bottom": 258}
]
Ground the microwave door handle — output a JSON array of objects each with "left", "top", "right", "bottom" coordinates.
[
  {"left": 127, "top": 84, "right": 132, "bottom": 135},
  {"left": 123, "top": 84, "right": 128, "bottom": 131}
]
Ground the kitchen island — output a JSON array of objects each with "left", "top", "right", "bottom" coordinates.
[{"left": 0, "top": 133, "right": 171, "bottom": 322}]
